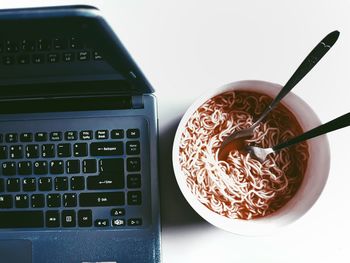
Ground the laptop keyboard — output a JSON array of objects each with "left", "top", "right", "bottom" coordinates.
[{"left": 0, "top": 121, "right": 147, "bottom": 229}]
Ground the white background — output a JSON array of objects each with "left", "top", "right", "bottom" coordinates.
[{"left": 1, "top": 1, "right": 350, "bottom": 262}]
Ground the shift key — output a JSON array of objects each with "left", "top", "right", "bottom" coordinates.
[
  {"left": 90, "top": 142, "right": 123, "bottom": 156},
  {"left": 79, "top": 192, "right": 125, "bottom": 207}
]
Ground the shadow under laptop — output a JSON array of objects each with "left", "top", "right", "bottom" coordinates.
[{"left": 159, "top": 116, "right": 206, "bottom": 229}]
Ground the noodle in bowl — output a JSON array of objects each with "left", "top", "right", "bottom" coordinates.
[{"left": 172, "top": 80, "right": 330, "bottom": 235}]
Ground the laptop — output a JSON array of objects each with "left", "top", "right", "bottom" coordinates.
[{"left": 0, "top": 5, "right": 160, "bottom": 263}]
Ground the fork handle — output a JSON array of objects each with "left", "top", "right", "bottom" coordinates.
[{"left": 273, "top": 112, "right": 350, "bottom": 151}]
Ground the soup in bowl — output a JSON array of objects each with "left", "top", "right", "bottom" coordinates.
[{"left": 172, "top": 80, "right": 330, "bottom": 235}]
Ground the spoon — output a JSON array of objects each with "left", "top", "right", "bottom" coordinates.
[
  {"left": 219, "top": 30, "right": 340, "bottom": 160},
  {"left": 246, "top": 112, "right": 350, "bottom": 162}
]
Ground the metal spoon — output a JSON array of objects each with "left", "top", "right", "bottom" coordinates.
[
  {"left": 246, "top": 112, "right": 350, "bottom": 162},
  {"left": 219, "top": 30, "right": 340, "bottom": 159}
]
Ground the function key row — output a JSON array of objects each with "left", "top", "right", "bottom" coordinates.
[{"left": 0, "top": 129, "right": 140, "bottom": 143}]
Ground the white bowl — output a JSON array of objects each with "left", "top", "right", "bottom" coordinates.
[{"left": 172, "top": 80, "right": 330, "bottom": 236}]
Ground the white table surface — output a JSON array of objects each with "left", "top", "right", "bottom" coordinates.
[{"left": 2, "top": 1, "right": 350, "bottom": 262}]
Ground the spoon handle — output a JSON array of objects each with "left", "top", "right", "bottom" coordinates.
[
  {"left": 253, "top": 30, "right": 340, "bottom": 127},
  {"left": 273, "top": 112, "right": 350, "bottom": 151}
]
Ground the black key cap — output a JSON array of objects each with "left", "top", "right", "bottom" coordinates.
[
  {"left": 18, "top": 161, "right": 32, "bottom": 175},
  {"left": 47, "top": 53, "right": 59, "bottom": 63},
  {"left": 80, "top": 130, "right": 92, "bottom": 140},
  {"left": 34, "top": 161, "right": 48, "bottom": 175},
  {"left": 99, "top": 158, "right": 124, "bottom": 173},
  {"left": 31, "top": 194, "right": 45, "bottom": 208},
  {"left": 21, "top": 39, "right": 35, "bottom": 51},
  {"left": 38, "top": 38, "right": 51, "bottom": 51},
  {"left": 111, "top": 129, "right": 124, "bottom": 139},
  {"left": 93, "top": 50, "right": 102, "bottom": 60},
  {"left": 5, "top": 40, "right": 18, "bottom": 52},
  {"left": 5, "top": 133, "right": 17, "bottom": 143},
  {"left": 63, "top": 52, "right": 74, "bottom": 62},
  {"left": 112, "top": 218, "right": 125, "bottom": 227},
  {"left": 0, "top": 179, "right": 4, "bottom": 192},
  {"left": 127, "top": 218, "right": 142, "bottom": 226},
  {"left": 95, "top": 219, "right": 108, "bottom": 227},
  {"left": 78, "top": 51, "right": 90, "bottom": 61},
  {"left": 22, "top": 178, "right": 36, "bottom": 192},
  {"left": 57, "top": 144, "right": 71, "bottom": 157},
  {"left": 87, "top": 175, "right": 124, "bottom": 190},
  {"left": 83, "top": 159, "right": 96, "bottom": 173},
  {"left": 2, "top": 55, "right": 14, "bottom": 65},
  {"left": 50, "top": 160, "right": 64, "bottom": 174},
  {"left": 26, "top": 144, "right": 39, "bottom": 158},
  {"left": 20, "top": 132, "right": 33, "bottom": 142},
  {"left": 79, "top": 192, "right": 125, "bottom": 207},
  {"left": 63, "top": 193, "right": 77, "bottom": 207},
  {"left": 17, "top": 54, "right": 30, "bottom": 64},
  {"left": 47, "top": 193, "right": 61, "bottom": 208},
  {"left": 50, "top": 132, "right": 62, "bottom": 141},
  {"left": 70, "top": 176, "right": 85, "bottom": 191},
  {"left": 65, "top": 131, "right": 77, "bottom": 141},
  {"left": 90, "top": 142, "right": 123, "bottom": 156},
  {"left": 127, "top": 174, "right": 141, "bottom": 188},
  {"left": 46, "top": 210, "right": 60, "bottom": 227},
  {"left": 0, "top": 195, "right": 12, "bottom": 208},
  {"left": 2, "top": 162, "right": 16, "bottom": 175},
  {"left": 9, "top": 145, "right": 23, "bottom": 159},
  {"left": 66, "top": 160, "right": 80, "bottom": 174},
  {"left": 62, "top": 210, "right": 76, "bottom": 227},
  {"left": 6, "top": 178, "right": 20, "bottom": 192},
  {"left": 126, "top": 141, "right": 140, "bottom": 155},
  {"left": 0, "top": 146, "right": 7, "bottom": 159},
  {"left": 38, "top": 177, "right": 52, "bottom": 191},
  {"left": 54, "top": 177, "right": 68, "bottom": 191},
  {"left": 42, "top": 144, "right": 55, "bottom": 158},
  {"left": 111, "top": 208, "right": 125, "bottom": 217},
  {"left": 95, "top": 130, "right": 108, "bottom": 140},
  {"left": 126, "top": 129, "right": 140, "bottom": 138},
  {"left": 0, "top": 211, "right": 44, "bottom": 228},
  {"left": 78, "top": 209, "right": 92, "bottom": 227},
  {"left": 53, "top": 37, "right": 67, "bottom": 50},
  {"left": 32, "top": 53, "right": 45, "bottom": 64},
  {"left": 73, "top": 143, "right": 87, "bottom": 157},
  {"left": 15, "top": 194, "right": 29, "bottom": 208},
  {"left": 70, "top": 37, "right": 82, "bottom": 49},
  {"left": 127, "top": 157, "right": 141, "bottom": 172},
  {"left": 35, "top": 132, "right": 47, "bottom": 142},
  {"left": 127, "top": 191, "right": 142, "bottom": 205}
]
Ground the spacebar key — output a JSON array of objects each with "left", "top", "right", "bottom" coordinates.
[
  {"left": 80, "top": 192, "right": 125, "bottom": 207},
  {"left": 0, "top": 211, "right": 44, "bottom": 228}
]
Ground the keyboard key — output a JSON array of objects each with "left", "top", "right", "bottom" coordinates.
[
  {"left": 47, "top": 53, "right": 59, "bottom": 63},
  {"left": 0, "top": 195, "right": 12, "bottom": 208},
  {"left": 53, "top": 37, "right": 67, "bottom": 50},
  {"left": 80, "top": 130, "right": 93, "bottom": 140},
  {"left": 47, "top": 194, "right": 61, "bottom": 208},
  {"left": 9, "top": 145, "right": 23, "bottom": 159},
  {"left": 38, "top": 38, "right": 51, "bottom": 51},
  {"left": 42, "top": 144, "right": 55, "bottom": 158},
  {"left": 5, "top": 40, "right": 18, "bottom": 52},
  {"left": 54, "top": 177, "right": 68, "bottom": 191},
  {"left": 66, "top": 160, "right": 80, "bottom": 174},
  {"left": 95, "top": 219, "right": 108, "bottom": 227},
  {"left": 87, "top": 175, "right": 124, "bottom": 190},
  {"left": 57, "top": 144, "right": 71, "bottom": 157},
  {"left": 127, "top": 157, "right": 141, "bottom": 172},
  {"left": 26, "top": 144, "right": 39, "bottom": 158},
  {"left": 2, "top": 162, "right": 16, "bottom": 175},
  {"left": 15, "top": 194, "right": 29, "bottom": 208},
  {"left": 126, "top": 129, "right": 140, "bottom": 138},
  {"left": 17, "top": 54, "right": 30, "bottom": 64},
  {"left": 65, "top": 131, "right": 77, "bottom": 141},
  {"left": 70, "top": 37, "right": 82, "bottom": 49},
  {"left": 20, "top": 132, "right": 33, "bottom": 142},
  {"left": 127, "top": 191, "right": 142, "bottom": 205},
  {"left": 0, "top": 179, "right": 4, "bottom": 192},
  {"left": 70, "top": 176, "right": 85, "bottom": 191},
  {"left": 31, "top": 194, "right": 45, "bottom": 208},
  {"left": 21, "top": 39, "right": 35, "bottom": 52},
  {"left": 22, "top": 178, "right": 36, "bottom": 192},
  {"left": 50, "top": 132, "right": 62, "bottom": 141},
  {"left": 0, "top": 211, "right": 44, "bottom": 228},
  {"left": 99, "top": 158, "right": 124, "bottom": 173},
  {"left": 127, "top": 218, "right": 142, "bottom": 226},
  {"left": 112, "top": 218, "right": 125, "bottom": 227},
  {"left": 93, "top": 50, "right": 102, "bottom": 60},
  {"left": 83, "top": 159, "right": 97, "bottom": 173},
  {"left": 38, "top": 177, "right": 52, "bottom": 191},
  {"left": 50, "top": 160, "right": 64, "bottom": 174},
  {"left": 6, "top": 178, "right": 20, "bottom": 192},
  {"left": 79, "top": 192, "right": 125, "bottom": 207},
  {"left": 46, "top": 210, "right": 60, "bottom": 227},
  {"left": 63, "top": 52, "right": 74, "bottom": 62},
  {"left": 78, "top": 209, "right": 92, "bottom": 227},
  {"left": 2, "top": 55, "right": 14, "bottom": 65},
  {"left": 111, "top": 129, "right": 124, "bottom": 139},
  {"left": 62, "top": 210, "right": 76, "bottom": 227},
  {"left": 18, "top": 161, "right": 32, "bottom": 175},
  {"left": 127, "top": 174, "right": 141, "bottom": 188},
  {"left": 35, "top": 132, "right": 47, "bottom": 142},
  {"left": 34, "top": 161, "right": 48, "bottom": 175},
  {"left": 78, "top": 51, "right": 90, "bottom": 61},
  {"left": 0, "top": 146, "right": 7, "bottom": 159},
  {"left": 126, "top": 141, "right": 140, "bottom": 155},
  {"left": 111, "top": 208, "right": 125, "bottom": 217},
  {"left": 32, "top": 54, "right": 45, "bottom": 64},
  {"left": 63, "top": 193, "right": 77, "bottom": 207},
  {"left": 90, "top": 142, "right": 123, "bottom": 156},
  {"left": 95, "top": 130, "right": 108, "bottom": 140},
  {"left": 5, "top": 133, "right": 17, "bottom": 143},
  {"left": 73, "top": 143, "right": 87, "bottom": 157}
]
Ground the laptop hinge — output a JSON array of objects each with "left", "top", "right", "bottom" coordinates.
[{"left": 132, "top": 95, "right": 144, "bottom": 109}]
